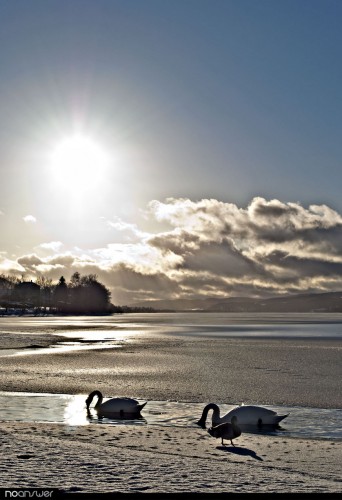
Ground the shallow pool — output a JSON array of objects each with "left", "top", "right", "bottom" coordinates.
[{"left": 0, "top": 392, "right": 340, "bottom": 441}]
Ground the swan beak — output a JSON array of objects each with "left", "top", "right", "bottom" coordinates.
[{"left": 196, "top": 418, "right": 206, "bottom": 429}]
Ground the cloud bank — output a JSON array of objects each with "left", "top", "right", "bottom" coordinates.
[{"left": 1, "top": 197, "right": 342, "bottom": 305}]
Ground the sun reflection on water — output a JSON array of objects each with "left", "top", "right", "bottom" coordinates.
[
  {"left": 64, "top": 395, "right": 89, "bottom": 426},
  {"left": 56, "top": 329, "right": 141, "bottom": 341}
]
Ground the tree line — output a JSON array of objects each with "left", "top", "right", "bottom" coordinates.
[
  {"left": 0, "top": 272, "right": 165, "bottom": 315},
  {"left": 0, "top": 272, "right": 117, "bottom": 315}
]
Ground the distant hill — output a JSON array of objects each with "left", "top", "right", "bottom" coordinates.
[{"left": 129, "top": 291, "right": 342, "bottom": 313}]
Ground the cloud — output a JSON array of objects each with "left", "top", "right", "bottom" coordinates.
[
  {"left": 38, "top": 241, "right": 64, "bottom": 252},
  {"left": 22, "top": 215, "right": 37, "bottom": 223},
  {"left": 106, "top": 217, "right": 149, "bottom": 242},
  {"left": 1, "top": 196, "right": 342, "bottom": 304},
  {"left": 0, "top": 257, "right": 26, "bottom": 274},
  {"left": 100, "top": 263, "right": 181, "bottom": 304}
]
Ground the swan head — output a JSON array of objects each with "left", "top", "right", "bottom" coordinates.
[
  {"left": 196, "top": 403, "right": 220, "bottom": 429},
  {"left": 85, "top": 390, "right": 103, "bottom": 409}
]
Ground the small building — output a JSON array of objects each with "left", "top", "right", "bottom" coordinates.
[{"left": 13, "top": 281, "right": 41, "bottom": 307}]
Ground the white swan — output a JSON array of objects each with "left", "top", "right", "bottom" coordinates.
[
  {"left": 197, "top": 403, "right": 288, "bottom": 428},
  {"left": 85, "top": 390, "right": 147, "bottom": 418},
  {"left": 208, "top": 416, "right": 241, "bottom": 446}
]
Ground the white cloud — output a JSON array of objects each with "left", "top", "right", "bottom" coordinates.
[
  {"left": 106, "top": 216, "right": 150, "bottom": 241},
  {"left": 0, "top": 257, "right": 26, "bottom": 274},
  {"left": 22, "top": 215, "right": 37, "bottom": 223},
  {"left": 38, "top": 241, "right": 64, "bottom": 252}
]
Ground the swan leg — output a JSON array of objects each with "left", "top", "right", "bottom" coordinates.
[{"left": 222, "top": 438, "right": 235, "bottom": 447}]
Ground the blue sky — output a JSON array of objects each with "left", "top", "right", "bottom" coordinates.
[{"left": 0, "top": 0, "right": 341, "bottom": 304}]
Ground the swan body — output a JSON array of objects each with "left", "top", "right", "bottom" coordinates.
[
  {"left": 197, "top": 403, "right": 288, "bottom": 428},
  {"left": 85, "top": 390, "right": 147, "bottom": 418},
  {"left": 208, "top": 415, "right": 241, "bottom": 446}
]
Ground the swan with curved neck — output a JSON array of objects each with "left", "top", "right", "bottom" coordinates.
[
  {"left": 208, "top": 415, "right": 241, "bottom": 446},
  {"left": 85, "top": 390, "right": 147, "bottom": 418},
  {"left": 197, "top": 403, "right": 288, "bottom": 428}
]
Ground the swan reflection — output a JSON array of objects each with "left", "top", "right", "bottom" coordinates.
[{"left": 86, "top": 407, "right": 147, "bottom": 425}]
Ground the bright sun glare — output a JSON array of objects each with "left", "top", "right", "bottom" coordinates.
[{"left": 50, "top": 134, "right": 109, "bottom": 191}]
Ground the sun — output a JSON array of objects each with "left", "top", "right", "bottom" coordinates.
[{"left": 50, "top": 134, "right": 109, "bottom": 192}]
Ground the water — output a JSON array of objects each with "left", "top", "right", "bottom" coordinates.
[
  {"left": 0, "top": 313, "right": 341, "bottom": 440},
  {"left": 0, "top": 392, "right": 340, "bottom": 441},
  {"left": 0, "top": 312, "right": 341, "bottom": 358}
]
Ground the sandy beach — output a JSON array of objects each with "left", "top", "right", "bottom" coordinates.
[
  {"left": 0, "top": 315, "right": 341, "bottom": 494},
  {"left": 1, "top": 420, "right": 341, "bottom": 495}
]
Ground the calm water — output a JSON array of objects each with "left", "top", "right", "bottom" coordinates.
[
  {"left": 0, "top": 312, "right": 341, "bottom": 358},
  {"left": 0, "top": 392, "right": 341, "bottom": 441}
]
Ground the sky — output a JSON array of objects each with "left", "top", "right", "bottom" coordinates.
[{"left": 0, "top": 0, "right": 341, "bottom": 305}]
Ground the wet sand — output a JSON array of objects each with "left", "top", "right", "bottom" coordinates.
[{"left": 0, "top": 317, "right": 341, "bottom": 493}]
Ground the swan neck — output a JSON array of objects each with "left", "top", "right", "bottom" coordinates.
[
  {"left": 197, "top": 403, "right": 220, "bottom": 428},
  {"left": 211, "top": 404, "right": 220, "bottom": 416},
  {"left": 94, "top": 390, "right": 103, "bottom": 408},
  {"left": 206, "top": 403, "right": 220, "bottom": 418}
]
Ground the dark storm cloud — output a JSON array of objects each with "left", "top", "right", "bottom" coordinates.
[{"left": 180, "top": 240, "right": 259, "bottom": 277}]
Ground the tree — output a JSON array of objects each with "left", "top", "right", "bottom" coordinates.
[
  {"left": 53, "top": 276, "right": 69, "bottom": 312},
  {"left": 36, "top": 275, "right": 53, "bottom": 288},
  {"left": 36, "top": 275, "right": 53, "bottom": 310},
  {"left": 67, "top": 274, "right": 111, "bottom": 314},
  {"left": 70, "top": 272, "right": 81, "bottom": 288},
  {"left": 0, "top": 275, "right": 16, "bottom": 308}
]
